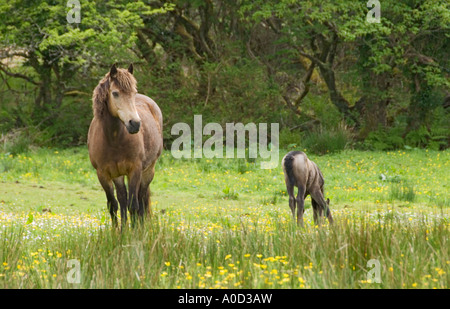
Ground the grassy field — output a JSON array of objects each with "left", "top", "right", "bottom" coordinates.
[{"left": 0, "top": 147, "right": 448, "bottom": 289}]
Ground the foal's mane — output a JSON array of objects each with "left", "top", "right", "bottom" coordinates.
[{"left": 92, "top": 68, "right": 137, "bottom": 118}]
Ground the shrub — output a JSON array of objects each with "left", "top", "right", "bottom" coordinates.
[
  {"left": 363, "top": 126, "right": 404, "bottom": 151},
  {"left": 301, "top": 124, "right": 352, "bottom": 155},
  {"left": 278, "top": 127, "right": 302, "bottom": 150},
  {"left": 363, "top": 106, "right": 449, "bottom": 151},
  {"left": 0, "top": 128, "right": 34, "bottom": 154}
]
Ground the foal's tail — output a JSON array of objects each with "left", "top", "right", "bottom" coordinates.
[{"left": 283, "top": 151, "right": 300, "bottom": 187}]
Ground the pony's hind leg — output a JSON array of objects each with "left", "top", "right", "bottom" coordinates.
[
  {"left": 138, "top": 176, "right": 152, "bottom": 219},
  {"left": 138, "top": 185, "right": 150, "bottom": 219},
  {"left": 286, "top": 184, "right": 296, "bottom": 223},
  {"left": 113, "top": 176, "right": 128, "bottom": 228},
  {"left": 97, "top": 172, "right": 119, "bottom": 228},
  {"left": 139, "top": 163, "right": 156, "bottom": 219},
  {"left": 296, "top": 185, "right": 306, "bottom": 227}
]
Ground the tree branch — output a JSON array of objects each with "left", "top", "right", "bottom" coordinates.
[
  {"left": 0, "top": 64, "right": 41, "bottom": 86},
  {"left": 282, "top": 94, "right": 301, "bottom": 115},
  {"left": 294, "top": 61, "right": 316, "bottom": 106},
  {"left": 296, "top": 49, "right": 326, "bottom": 69}
]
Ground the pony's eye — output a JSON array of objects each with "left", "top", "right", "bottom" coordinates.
[{"left": 112, "top": 91, "right": 119, "bottom": 98}]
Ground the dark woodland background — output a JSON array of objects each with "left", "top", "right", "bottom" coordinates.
[{"left": 0, "top": 0, "right": 448, "bottom": 154}]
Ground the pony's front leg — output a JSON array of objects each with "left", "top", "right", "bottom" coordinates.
[
  {"left": 113, "top": 176, "right": 128, "bottom": 229},
  {"left": 97, "top": 171, "right": 119, "bottom": 228},
  {"left": 309, "top": 190, "right": 331, "bottom": 226},
  {"left": 325, "top": 198, "right": 334, "bottom": 225},
  {"left": 128, "top": 170, "right": 142, "bottom": 227}
]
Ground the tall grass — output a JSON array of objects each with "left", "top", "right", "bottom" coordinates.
[
  {"left": 0, "top": 207, "right": 448, "bottom": 289},
  {"left": 389, "top": 182, "right": 416, "bottom": 202}
]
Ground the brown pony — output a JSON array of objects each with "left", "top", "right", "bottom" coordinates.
[{"left": 88, "top": 64, "right": 163, "bottom": 228}]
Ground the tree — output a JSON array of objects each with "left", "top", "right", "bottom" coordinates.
[
  {"left": 0, "top": 0, "right": 448, "bottom": 149},
  {"left": 355, "top": 0, "right": 449, "bottom": 137},
  {"left": 240, "top": 1, "right": 367, "bottom": 124},
  {"left": 241, "top": 0, "right": 449, "bottom": 135},
  {"left": 0, "top": 0, "right": 172, "bottom": 142}
]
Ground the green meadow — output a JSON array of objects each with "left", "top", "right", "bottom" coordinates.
[{"left": 0, "top": 147, "right": 448, "bottom": 289}]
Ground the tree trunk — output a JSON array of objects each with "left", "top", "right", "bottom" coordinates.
[{"left": 318, "top": 65, "right": 352, "bottom": 118}]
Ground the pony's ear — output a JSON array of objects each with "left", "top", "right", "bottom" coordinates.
[
  {"left": 326, "top": 198, "right": 330, "bottom": 205},
  {"left": 110, "top": 63, "right": 118, "bottom": 78},
  {"left": 128, "top": 63, "right": 133, "bottom": 75}
]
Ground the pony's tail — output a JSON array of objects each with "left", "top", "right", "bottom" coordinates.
[{"left": 283, "top": 152, "right": 297, "bottom": 187}]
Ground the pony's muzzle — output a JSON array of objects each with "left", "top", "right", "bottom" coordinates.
[{"left": 127, "top": 119, "right": 141, "bottom": 134}]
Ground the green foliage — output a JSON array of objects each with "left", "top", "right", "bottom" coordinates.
[
  {"left": 0, "top": 129, "right": 34, "bottom": 155},
  {"left": 1, "top": 1, "right": 142, "bottom": 68},
  {"left": 364, "top": 126, "right": 405, "bottom": 151},
  {"left": 364, "top": 105, "right": 449, "bottom": 151},
  {"left": 0, "top": 0, "right": 448, "bottom": 151},
  {"left": 405, "top": 126, "right": 449, "bottom": 151},
  {"left": 278, "top": 128, "right": 302, "bottom": 150},
  {"left": 301, "top": 125, "right": 352, "bottom": 155},
  {"left": 218, "top": 185, "right": 239, "bottom": 200},
  {"left": 0, "top": 0, "right": 173, "bottom": 147},
  {"left": 204, "top": 58, "right": 281, "bottom": 124}
]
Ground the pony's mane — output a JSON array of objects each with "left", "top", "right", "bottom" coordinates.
[{"left": 92, "top": 68, "right": 137, "bottom": 118}]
